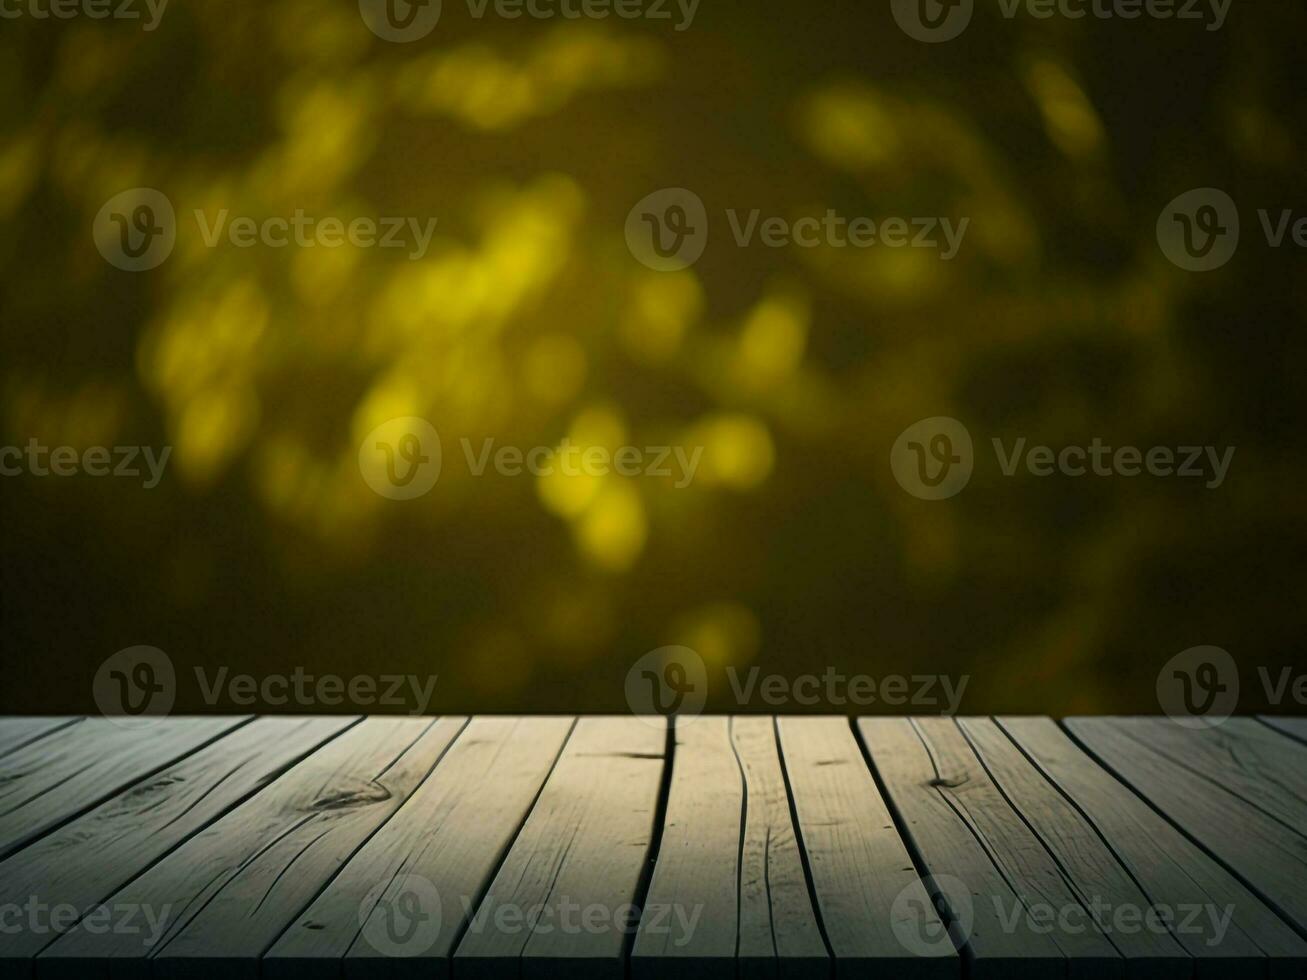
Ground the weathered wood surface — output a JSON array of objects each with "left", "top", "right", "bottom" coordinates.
[
  {"left": 731, "top": 716, "right": 828, "bottom": 980},
  {"left": 267, "top": 715, "right": 574, "bottom": 980},
  {"left": 1259, "top": 716, "right": 1307, "bottom": 743},
  {"left": 453, "top": 716, "right": 668, "bottom": 980},
  {"left": 1067, "top": 717, "right": 1307, "bottom": 939},
  {"left": 1001, "top": 716, "right": 1307, "bottom": 980},
  {"left": 631, "top": 716, "right": 739, "bottom": 979},
  {"left": 783, "top": 716, "right": 952, "bottom": 980},
  {"left": 0, "top": 718, "right": 78, "bottom": 759},
  {"left": 0, "top": 716, "right": 247, "bottom": 859},
  {"left": 0, "top": 716, "right": 356, "bottom": 976},
  {"left": 41, "top": 718, "right": 461, "bottom": 979},
  {"left": 0, "top": 714, "right": 1303, "bottom": 980},
  {"left": 958, "top": 717, "right": 1190, "bottom": 980},
  {"left": 861, "top": 717, "right": 1083, "bottom": 980}
]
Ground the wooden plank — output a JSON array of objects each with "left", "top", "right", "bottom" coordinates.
[
  {"left": 731, "top": 716, "right": 828, "bottom": 980},
  {"left": 0, "top": 716, "right": 248, "bottom": 859},
  {"left": 0, "top": 716, "right": 357, "bottom": 977},
  {"left": 1259, "top": 717, "right": 1307, "bottom": 744},
  {"left": 778, "top": 716, "right": 952, "bottom": 980},
  {"left": 1103, "top": 717, "right": 1307, "bottom": 831},
  {"left": 264, "top": 715, "right": 574, "bottom": 980},
  {"left": 858, "top": 717, "right": 1075, "bottom": 980},
  {"left": 40, "top": 717, "right": 466, "bottom": 980},
  {"left": 1007, "top": 718, "right": 1305, "bottom": 980},
  {"left": 453, "top": 716, "right": 667, "bottom": 980},
  {"left": 631, "top": 716, "right": 739, "bottom": 980},
  {"left": 1066, "top": 718, "right": 1307, "bottom": 938},
  {"left": 957, "top": 717, "right": 1190, "bottom": 980},
  {"left": 0, "top": 718, "right": 80, "bottom": 758}
]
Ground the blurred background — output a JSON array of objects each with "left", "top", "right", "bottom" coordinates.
[{"left": 2, "top": 0, "right": 1304, "bottom": 715}]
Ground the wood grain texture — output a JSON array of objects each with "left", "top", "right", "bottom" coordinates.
[
  {"left": 859, "top": 717, "right": 1072, "bottom": 980},
  {"left": 0, "top": 716, "right": 356, "bottom": 976},
  {"left": 0, "top": 716, "right": 248, "bottom": 859},
  {"left": 265, "top": 715, "right": 574, "bottom": 980},
  {"left": 0, "top": 718, "right": 79, "bottom": 758},
  {"left": 631, "top": 716, "right": 740, "bottom": 980},
  {"left": 453, "top": 716, "right": 668, "bottom": 980},
  {"left": 730, "top": 716, "right": 828, "bottom": 980},
  {"left": 1111, "top": 717, "right": 1307, "bottom": 830},
  {"left": 1258, "top": 717, "right": 1307, "bottom": 744},
  {"left": 779, "top": 716, "right": 952, "bottom": 980},
  {"left": 957, "top": 717, "right": 1190, "bottom": 980},
  {"left": 1, "top": 714, "right": 1303, "bottom": 980},
  {"left": 1066, "top": 717, "right": 1307, "bottom": 939},
  {"left": 41, "top": 717, "right": 464, "bottom": 980},
  {"left": 1004, "top": 717, "right": 1307, "bottom": 980}
]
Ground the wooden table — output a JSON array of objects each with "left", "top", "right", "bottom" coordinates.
[{"left": 1, "top": 715, "right": 1304, "bottom": 978}]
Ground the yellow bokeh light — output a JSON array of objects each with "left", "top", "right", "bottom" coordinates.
[{"left": 685, "top": 414, "right": 775, "bottom": 490}]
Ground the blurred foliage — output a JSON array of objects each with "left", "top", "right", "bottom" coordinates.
[{"left": 1, "top": 1, "right": 1305, "bottom": 714}]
